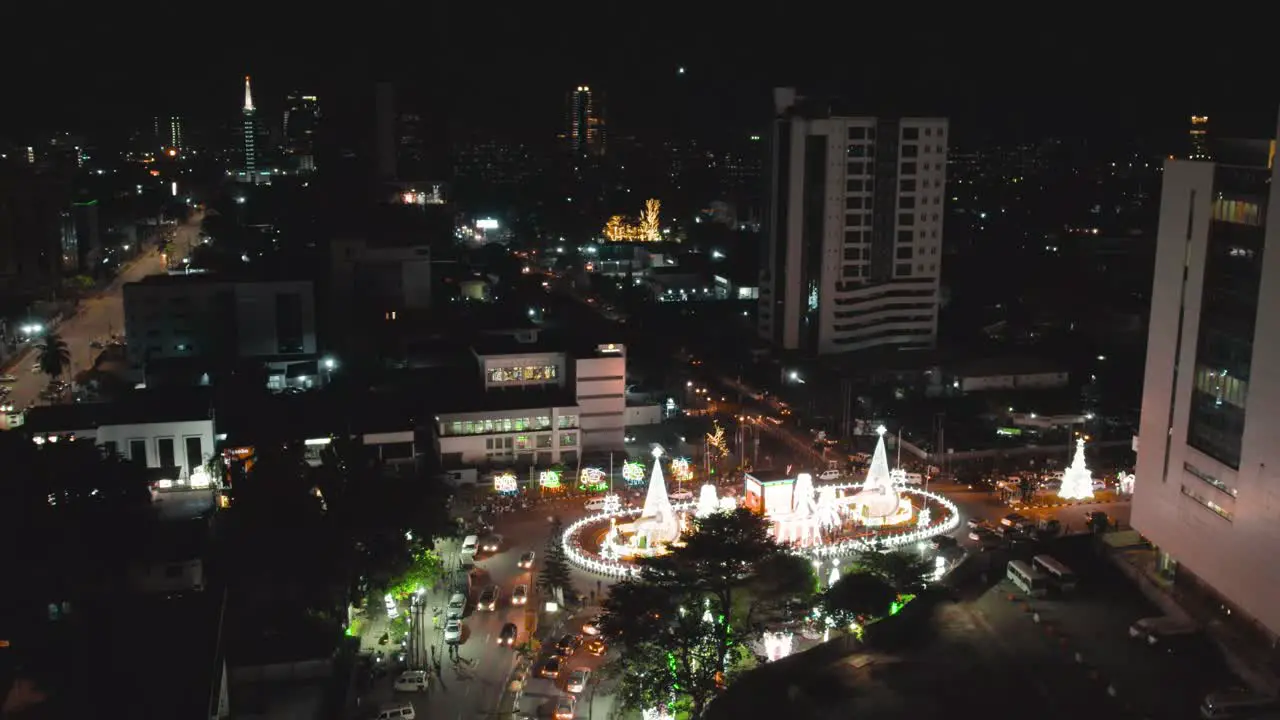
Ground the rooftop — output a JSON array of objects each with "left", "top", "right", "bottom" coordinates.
[
  {"left": 951, "top": 356, "right": 1067, "bottom": 378},
  {"left": 471, "top": 328, "right": 625, "bottom": 359},
  {"left": 126, "top": 271, "right": 312, "bottom": 288},
  {"left": 23, "top": 390, "right": 213, "bottom": 433}
]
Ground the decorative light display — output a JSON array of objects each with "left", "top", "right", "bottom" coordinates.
[
  {"left": 642, "top": 708, "right": 674, "bottom": 720},
  {"left": 539, "top": 470, "right": 562, "bottom": 489},
  {"left": 696, "top": 484, "right": 720, "bottom": 517},
  {"left": 1058, "top": 439, "right": 1096, "bottom": 501},
  {"left": 718, "top": 496, "right": 737, "bottom": 513},
  {"left": 601, "top": 493, "right": 622, "bottom": 514},
  {"left": 763, "top": 631, "right": 794, "bottom": 662},
  {"left": 494, "top": 472, "right": 518, "bottom": 494},
  {"left": 706, "top": 422, "right": 728, "bottom": 458},
  {"left": 917, "top": 504, "right": 931, "bottom": 528},
  {"left": 669, "top": 457, "right": 693, "bottom": 485},
  {"left": 621, "top": 461, "right": 646, "bottom": 486},
  {"left": 1118, "top": 472, "right": 1136, "bottom": 495},
  {"left": 579, "top": 467, "right": 608, "bottom": 491},
  {"left": 603, "top": 198, "right": 663, "bottom": 242}
]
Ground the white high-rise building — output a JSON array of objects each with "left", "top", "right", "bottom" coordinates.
[
  {"left": 759, "top": 88, "right": 946, "bottom": 355},
  {"left": 1133, "top": 126, "right": 1280, "bottom": 638}
]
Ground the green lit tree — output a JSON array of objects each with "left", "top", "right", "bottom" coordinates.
[
  {"left": 538, "top": 517, "right": 574, "bottom": 601},
  {"left": 819, "top": 571, "right": 897, "bottom": 627}
]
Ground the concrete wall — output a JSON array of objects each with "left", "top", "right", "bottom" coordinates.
[{"left": 98, "top": 418, "right": 216, "bottom": 477}]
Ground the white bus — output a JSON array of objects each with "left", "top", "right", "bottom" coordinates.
[
  {"left": 1032, "top": 554, "right": 1078, "bottom": 592},
  {"left": 1007, "top": 560, "right": 1049, "bottom": 598}
]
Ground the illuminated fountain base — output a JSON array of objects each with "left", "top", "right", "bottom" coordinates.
[{"left": 563, "top": 483, "right": 961, "bottom": 578}]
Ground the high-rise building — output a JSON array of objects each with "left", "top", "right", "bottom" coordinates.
[
  {"left": 758, "top": 88, "right": 947, "bottom": 355},
  {"left": 1133, "top": 123, "right": 1280, "bottom": 637},
  {"left": 1189, "top": 115, "right": 1210, "bottom": 160},
  {"left": 283, "top": 92, "right": 319, "bottom": 173},
  {"left": 566, "top": 86, "right": 605, "bottom": 157},
  {"left": 240, "top": 76, "right": 259, "bottom": 181},
  {"left": 154, "top": 115, "right": 185, "bottom": 156}
]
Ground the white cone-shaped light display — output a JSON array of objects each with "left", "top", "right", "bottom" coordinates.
[
  {"left": 852, "top": 426, "right": 902, "bottom": 518},
  {"left": 1058, "top": 439, "right": 1096, "bottom": 501},
  {"left": 696, "top": 484, "right": 719, "bottom": 517},
  {"left": 637, "top": 446, "right": 678, "bottom": 542}
]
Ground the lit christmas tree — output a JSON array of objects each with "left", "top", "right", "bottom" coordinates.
[{"left": 1058, "top": 439, "right": 1096, "bottom": 501}]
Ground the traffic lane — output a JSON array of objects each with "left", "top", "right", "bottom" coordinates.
[
  {"left": 519, "top": 607, "right": 606, "bottom": 719},
  {"left": 152, "top": 489, "right": 214, "bottom": 522}
]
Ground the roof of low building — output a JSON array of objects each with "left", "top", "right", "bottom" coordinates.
[
  {"left": 23, "top": 390, "right": 214, "bottom": 432},
  {"left": 951, "top": 356, "right": 1067, "bottom": 378}
]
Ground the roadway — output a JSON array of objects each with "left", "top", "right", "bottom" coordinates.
[{"left": 2, "top": 215, "right": 202, "bottom": 409}]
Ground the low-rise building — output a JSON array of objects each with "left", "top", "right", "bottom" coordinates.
[{"left": 23, "top": 391, "right": 216, "bottom": 487}]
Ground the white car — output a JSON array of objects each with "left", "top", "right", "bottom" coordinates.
[
  {"left": 581, "top": 618, "right": 601, "bottom": 636},
  {"left": 444, "top": 619, "right": 462, "bottom": 644},
  {"left": 554, "top": 696, "right": 576, "bottom": 720},
  {"left": 512, "top": 584, "right": 528, "bottom": 605},
  {"left": 447, "top": 593, "right": 466, "bottom": 619},
  {"left": 393, "top": 670, "right": 430, "bottom": 693},
  {"left": 817, "top": 469, "right": 841, "bottom": 481},
  {"left": 567, "top": 668, "right": 591, "bottom": 694}
]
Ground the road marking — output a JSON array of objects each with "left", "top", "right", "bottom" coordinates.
[{"left": 485, "top": 632, "right": 491, "bottom": 643}]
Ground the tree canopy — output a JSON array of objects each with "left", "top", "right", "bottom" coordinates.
[
  {"left": 36, "top": 333, "right": 71, "bottom": 381},
  {"left": 819, "top": 571, "right": 897, "bottom": 628}
]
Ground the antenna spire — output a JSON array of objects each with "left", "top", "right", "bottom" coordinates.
[{"left": 243, "top": 75, "right": 255, "bottom": 112}]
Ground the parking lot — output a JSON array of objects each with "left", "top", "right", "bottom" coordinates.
[{"left": 970, "top": 536, "right": 1239, "bottom": 719}]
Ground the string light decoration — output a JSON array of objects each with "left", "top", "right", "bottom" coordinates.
[
  {"left": 602, "top": 199, "right": 663, "bottom": 242},
  {"left": 539, "top": 470, "right": 562, "bottom": 489},
  {"left": 669, "top": 457, "right": 693, "bottom": 485},
  {"left": 494, "top": 472, "right": 518, "bottom": 494},
  {"left": 579, "top": 467, "right": 608, "bottom": 491},
  {"left": 601, "top": 493, "right": 622, "bottom": 514},
  {"left": 763, "top": 631, "right": 794, "bottom": 662},
  {"left": 621, "top": 461, "right": 646, "bottom": 486}
]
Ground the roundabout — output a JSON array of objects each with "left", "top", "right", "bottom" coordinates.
[{"left": 562, "top": 427, "right": 962, "bottom": 579}]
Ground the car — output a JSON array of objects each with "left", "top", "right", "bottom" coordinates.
[
  {"left": 518, "top": 551, "right": 536, "bottom": 569},
  {"left": 1001, "top": 513, "right": 1031, "bottom": 529},
  {"left": 89, "top": 340, "right": 104, "bottom": 349},
  {"left": 444, "top": 619, "right": 462, "bottom": 644},
  {"left": 498, "top": 622, "right": 518, "bottom": 646},
  {"left": 481, "top": 534, "right": 504, "bottom": 553},
  {"left": 582, "top": 618, "right": 601, "bottom": 636},
  {"left": 929, "top": 535, "right": 958, "bottom": 550},
  {"left": 567, "top": 668, "right": 591, "bottom": 693},
  {"left": 553, "top": 696, "right": 576, "bottom": 720},
  {"left": 966, "top": 517, "right": 989, "bottom": 530},
  {"left": 512, "top": 584, "right": 529, "bottom": 606},
  {"left": 447, "top": 593, "right": 467, "bottom": 618},
  {"left": 375, "top": 702, "right": 416, "bottom": 720},
  {"left": 393, "top": 670, "right": 430, "bottom": 692},
  {"left": 541, "top": 656, "right": 563, "bottom": 678},
  {"left": 669, "top": 489, "right": 693, "bottom": 501},
  {"left": 584, "top": 638, "right": 607, "bottom": 656},
  {"left": 817, "top": 469, "right": 841, "bottom": 481},
  {"left": 554, "top": 633, "right": 582, "bottom": 656},
  {"left": 478, "top": 585, "right": 499, "bottom": 611},
  {"left": 0, "top": 375, "right": 16, "bottom": 383},
  {"left": 969, "top": 527, "right": 995, "bottom": 542}
]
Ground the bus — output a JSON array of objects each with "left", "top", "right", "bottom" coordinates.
[
  {"left": 1032, "top": 554, "right": 1078, "bottom": 592},
  {"left": 1007, "top": 560, "right": 1049, "bottom": 598}
]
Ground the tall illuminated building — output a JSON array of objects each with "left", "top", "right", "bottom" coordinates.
[
  {"left": 241, "top": 75, "right": 259, "bottom": 181},
  {"left": 759, "top": 88, "right": 947, "bottom": 355},
  {"left": 1189, "top": 115, "right": 1210, "bottom": 160},
  {"left": 283, "top": 92, "right": 319, "bottom": 173},
  {"left": 153, "top": 115, "right": 184, "bottom": 156},
  {"left": 566, "top": 86, "right": 605, "bottom": 157},
  {"left": 1133, "top": 118, "right": 1280, "bottom": 637}
]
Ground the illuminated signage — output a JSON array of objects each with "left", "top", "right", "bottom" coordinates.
[
  {"left": 621, "top": 461, "right": 645, "bottom": 485},
  {"left": 476, "top": 218, "right": 500, "bottom": 230},
  {"left": 579, "top": 467, "right": 607, "bottom": 490},
  {"left": 494, "top": 473, "right": 518, "bottom": 493},
  {"left": 539, "top": 470, "right": 562, "bottom": 488}
]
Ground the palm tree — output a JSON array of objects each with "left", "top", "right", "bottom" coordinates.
[{"left": 36, "top": 333, "right": 71, "bottom": 382}]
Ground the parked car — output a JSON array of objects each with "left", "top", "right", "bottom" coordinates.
[
  {"left": 817, "top": 469, "right": 841, "bottom": 481},
  {"left": 393, "top": 670, "right": 430, "bottom": 693},
  {"left": 447, "top": 593, "right": 467, "bottom": 619},
  {"left": 567, "top": 668, "right": 591, "bottom": 694},
  {"left": 444, "top": 620, "right": 462, "bottom": 644}
]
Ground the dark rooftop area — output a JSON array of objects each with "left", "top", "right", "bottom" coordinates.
[
  {"left": 23, "top": 390, "right": 214, "bottom": 433},
  {"left": 126, "top": 272, "right": 313, "bottom": 287}
]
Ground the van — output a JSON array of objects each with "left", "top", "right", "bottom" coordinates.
[
  {"left": 460, "top": 535, "right": 479, "bottom": 556},
  {"left": 901, "top": 473, "right": 924, "bottom": 485},
  {"left": 817, "top": 469, "right": 841, "bottom": 481},
  {"left": 1200, "top": 690, "right": 1280, "bottom": 718},
  {"left": 583, "top": 498, "right": 610, "bottom": 512},
  {"left": 1129, "top": 616, "right": 1197, "bottom": 647},
  {"left": 376, "top": 702, "right": 416, "bottom": 720}
]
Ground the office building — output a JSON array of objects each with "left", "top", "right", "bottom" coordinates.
[
  {"left": 240, "top": 76, "right": 260, "bottom": 182},
  {"left": 1133, "top": 127, "right": 1280, "bottom": 638},
  {"left": 155, "top": 115, "right": 184, "bottom": 156},
  {"left": 123, "top": 274, "right": 318, "bottom": 386},
  {"left": 759, "top": 88, "right": 946, "bottom": 355},
  {"left": 283, "top": 92, "right": 319, "bottom": 170},
  {"left": 1189, "top": 115, "right": 1210, "bottom": 161},
  {"left": 59, "top": 199, "right": 100, "bottom": 273},
  {"left": 433, "top": 337, "right": 627, "bottom": 467},
  {"left": 0, "top": 164, "right": 62, "bottom": 288},
  {"left": 566, "top": 86, "right": 605, "bottom": 157}
]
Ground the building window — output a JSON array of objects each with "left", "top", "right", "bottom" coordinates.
[
  {"left": 487, "top": 365, "right": 558, "bottom": 384},
  {"left": 902, "top": 127, "right": 920, "bottom": 140},
  {"left": 899, "top": 196, "right": 916, "bottom": 209},
  {"left": 558, "top": 414, "right": 578, "bottom": 429},
  {"left": 898, "top": 213, "right": 915, "bottom": 226},
  {"left": 847, "top": 162, "right": 865, "bottom": 175},
  {"left": 184, "top": 436, "right": 203, "bottom": 475},
  {"left": 560, "top": 432, "right": 577, "bottom": 447},
  {"left": 844, "top": 196, "right": 863, "bottom": 210},
  {"left": 515, "top": 435, "right": 532, "bottom": 451},
  {"left": 901, "top": 144, "right": 919, "bottom": 158},
  {"left": 846, "top": 145, "right": 867, "bottom": 158},
  {"left": 1180, "top": 485, "right": 1234, "bottom": 521},
  {"left": 157, "top": 438, "right": 176, "bottom": 468},
  {"left": 129, "top": 439, "right": 147, "bottom": 464},
  {"left": 537, "top": 434, "right": 553, "bottom": 448},
  {"left": 847, "top": 126, "right": 867, "bottom": 140},
  {"left": 896, "top": 246, "right": 913, "bottom": 260},
  {"left": 895, "top": 263, "right": 912, "bottom": 276},
  {"left": 846, "top": 179, "right": 864, "bottom": 192},
  {"left": 900, "top": 178, "right": 917, "bottom": 193},
  {"left": 901, "top": 162, "right": 917, "bottom": 175}
]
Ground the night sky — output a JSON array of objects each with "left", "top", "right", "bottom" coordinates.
[{"left": 5, "top": 6, "right": 1279, "bottom": 147}]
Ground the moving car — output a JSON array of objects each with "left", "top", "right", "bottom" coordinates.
[
  {"left": 518, "top": 551, "right": 536, "bottom": 569},
  {"left": 553, "top": 696, "right": 576, "bottom": 720},
  {"left": 444, "top": 619, "right": 462, "bottom": 644},
  {"left": 967, "top": 517, "right": 989, "bottom": 530},
  {"left": 393, "top": 670, "right": 430, "bottom": 693},
  {"left": 541, "top": 656, "right": 563, "bottom": 678},
  {"left": 817, "top": 469, "right": 841, "bottom": 481},
  {"left": 567, "top": 668, "right": 591, "bottom": 694},
  {"left": 512, "top": 584, "right": 529, "bottom": 605},
  {"left": 498, "top": 622, "right": 518, "bottom": 646},
  {"left": 584, "top": 638, "right": 607, "bottom": 656},
  {"left": 375, "top": 703, "right": 416, "bottom": 720},
  {"left": 447, "top": 593, "right": 467, "bottom": 619},
  {"left": 481, "top": 534, "right": 504, "bottom": 553},
  {"left": 478, "top": 585, "right": 499, "bottom": 611},
  {"left": 0, "top": 375, "right": 16, "bottom": 383},
  {"left": 1001, "top": 513, "right": 1031, "bottom": 528},
  {"left": 582, "top": 618, "right": 601, "bottom": 636},
  {"left": 554, "top": 634, "right": 582, "bottom": 656}
]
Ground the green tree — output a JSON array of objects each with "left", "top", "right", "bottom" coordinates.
[
  {"left": 819, "top": 571, "right": 897, "bottom": 627},
  {"left": 538, "top": 517, "right": 574, "bottom": 600},
  {"left": 36, "top": 333, "right": 71, "bottom": 382},
  {"left": 855, "top": 550, "right": 932, "bottom": 595}
]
